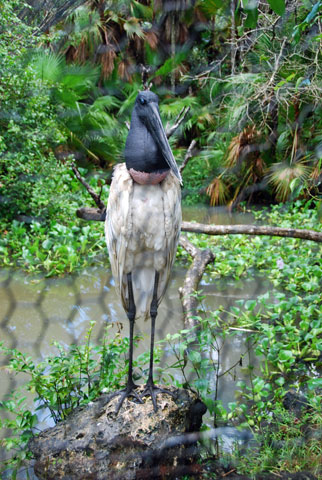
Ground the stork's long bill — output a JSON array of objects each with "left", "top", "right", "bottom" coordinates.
[{"left": 144, "top": 102, "right": 182, "bottom": 185}]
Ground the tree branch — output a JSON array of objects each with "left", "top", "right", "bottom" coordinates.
[
  {"left": 179, "top": 140, "right": 197, "bottom": 174},
  {"left": 166, "top": 107, "right": 190, "bottom": 139},
  {"left": 181, "top": 221, "right": 322, "bottom": 243},
  {"left": 178, "top": 236, "right": 215, "bottom": 329},
  {"left": 75, "top": 208, "right": 322, "bottom": 243},
  {"left": 71, "top": 163, "right": 105, "bottom": 210}
]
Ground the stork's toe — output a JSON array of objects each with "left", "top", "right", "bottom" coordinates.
[
  {"left": 110, "top": 383, "right": 143, "bottom": 415},
  {"left": 141, "top": 381, "right": 176, "bottom": 412}
]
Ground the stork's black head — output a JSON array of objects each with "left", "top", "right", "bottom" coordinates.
[
  {"left": 134, "top": 91, "right": 159, "bottom": 121},
  {"left": 125, "top": 91, "right": 182, "bottom": 184}
]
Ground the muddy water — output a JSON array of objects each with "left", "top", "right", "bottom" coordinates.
[{"left": 0, "top": 206, "right": 265, "bottom": 474}]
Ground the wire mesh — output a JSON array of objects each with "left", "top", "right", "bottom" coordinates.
[{"left": 0, "top": 257, "right": 268, "bottom": 479}]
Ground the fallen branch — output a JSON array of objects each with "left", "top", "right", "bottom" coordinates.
[
  {"left": 178, "top": 236, "right": 215, "bottom": 329},
  {"left": 75, "top": 208, "right": 322, "bottom": 243},
  {"left": 181, "top": 221, "right": 322, "bottom": 243}
]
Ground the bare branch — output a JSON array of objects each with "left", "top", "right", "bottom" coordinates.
[
  {"left": 179, "top": 140, "right": 197, "bottom": 174},
  {"left": 166, "top": 107, "right": 190, "bottom": 139},
  {"left": 71, "top": 163, "right": 105, "bottom": 210},
  {"left": 75, "top": 209, "right": 322, "bottom": 243},
  {"left": 267, "top": 37, "right": 287, "bottom": 89},
  {"left": 178, "top": 236, "right": 215, "bottom": 329},
  {"left": 181, "top": 221, "right": 322, "bottom": 243}
]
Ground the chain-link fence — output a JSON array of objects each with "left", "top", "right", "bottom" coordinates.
[{"left": 0, "top": 260, "right": 268, "bottom": 477}]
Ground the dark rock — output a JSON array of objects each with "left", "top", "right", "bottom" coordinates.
[{"left": 29, "top": 386, "right": 205, "bottom": 480}]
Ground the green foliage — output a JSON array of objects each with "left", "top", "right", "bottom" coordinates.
[
  {"left": 167, "top": 199, "right": 322, "bottom": 476},
  {"left": 233, "top": 404, "right": 322, "bottom": 476},
  {"left": 0, "top": 168, "right": 108, "bottom": 275},
  {"left": 0, "top": 200, "right": 321, "bottom": 476},
  {"left": 0, "top": 1, "right": 69, "bottom": 229},
  {"left": 0, "top": 321, "right": 155, "bottom": 475},
  {"left": 267, "top": 0, "right": 286, "bottom": 16}
]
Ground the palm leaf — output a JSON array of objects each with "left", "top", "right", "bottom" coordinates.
[
  {"left": 206, "top": 177, "right": 229, "bottom": 206},
  {"left": 267, "top": 159, "right": 312, "bottom": 201},
  {"left": 61, "top": 64, "right": 100, "bottom": 95},
  {"left": 31, "top": 51, "right": 64, "bottom": 83},
  {"left": 91, "top": 95, "right": 122, "bottom": 111}
]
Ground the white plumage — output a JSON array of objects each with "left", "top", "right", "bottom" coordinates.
[{"left": 105, "top": 163, "right": 181, "bottom": 320}]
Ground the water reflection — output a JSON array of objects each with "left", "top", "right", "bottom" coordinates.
[{"left": 182, "top": 204, "right": 255, "bottom": 225}]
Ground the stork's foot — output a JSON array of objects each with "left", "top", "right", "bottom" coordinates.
[
  {"left": 141, "top": 380, "right": 176, "bottom": 412},
  {"left": 110, "top": 382, "right": 143, "bottom": 415}
]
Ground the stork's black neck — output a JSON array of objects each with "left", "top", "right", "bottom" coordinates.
[{"left": 124, "top": 108, "right": 169, "bottom": 174}]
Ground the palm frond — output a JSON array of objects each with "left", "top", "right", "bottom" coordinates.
[
  {"left": 123, "top": 17, "right": 145, "bottom": 39},
  {"left": 61, "top": 64, "right": 100, "bottom": 96},
  {"left": 31, "top": 51, "right": 64, "bottom": 83},
  {"left": 267, "top": 159, "right": 312, "bottom": 202},
  {"left": 100, "top": 48, "right": 116, "bottom": 80},
  {"left": 225, "top": 126, "right": 260, "bottom": 168},
  {"left": 206, "top": 177, "right": 229, "bottom": 206},
  {"left": 91, "top": 95, "right": 122, "bottom": 111}
]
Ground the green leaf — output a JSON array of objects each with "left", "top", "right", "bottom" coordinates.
[
  {"left": 307, "top": 378, "right": 322, "bottom": 390},
  {"left": 199, "top": 0, "right": 223, "bottom": 16},
  {"left": 187, "top": 350, "right": 201, "bottom": 364},
  {"left": 245, "top": 300, "right": 257, "bottom": 311},
  {"left": 267, "top": 0, "right": 285, "bottom": 16},
  {"left": 278, "top": 350, "right": 294, "bottom": 362},
  {"left": 194, "top": 378, "right": 209, "bottom": 391},
  {"left": 42, "top": 239, "right": 53, "bottom": 250},
  {"left": 275, "top": 377, "right": 285, "bottom": 386},
  {"left": 132, "top": 0, "right": 153, "bottom": 20},
  {"left": 153, "top": 52, "right": 187, "bottom": 78},
  {"left": 305, "top": 1, "right": 322, "bottom": 23},
  {"left": 244, "top": 8, "right": 258, "bottom": 28}
]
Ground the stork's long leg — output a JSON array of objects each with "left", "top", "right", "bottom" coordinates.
[
  {"left": 147, "top": 271, "right": 159, "bottom": 385},
  {"left": 111, "top": 273, "right": 143, "bottom": 414},
  {"left": 142, "top": 271, "right": 175, "bottom": 411},
  {"left": 126, "top": 272, "right": 136, "bottom": 388}
]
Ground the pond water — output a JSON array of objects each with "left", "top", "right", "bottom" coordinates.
[{"left": 0, "top": 205, "right": 267, "bottom": 476}]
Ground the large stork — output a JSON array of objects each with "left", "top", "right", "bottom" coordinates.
[{"left": 105, "top": 90, "right": 182, "bottom": 413}]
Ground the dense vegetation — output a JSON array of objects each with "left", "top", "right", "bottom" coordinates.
[
  {"left": 0, "top": 0, "right": 321, "bottom": 478},
  {"left": 1, "top": 0, "right": 322, "bottom": 275}
]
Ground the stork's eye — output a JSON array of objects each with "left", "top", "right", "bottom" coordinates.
[{"left": 139, "top": 97, "right": 146, "bottom": 105}]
